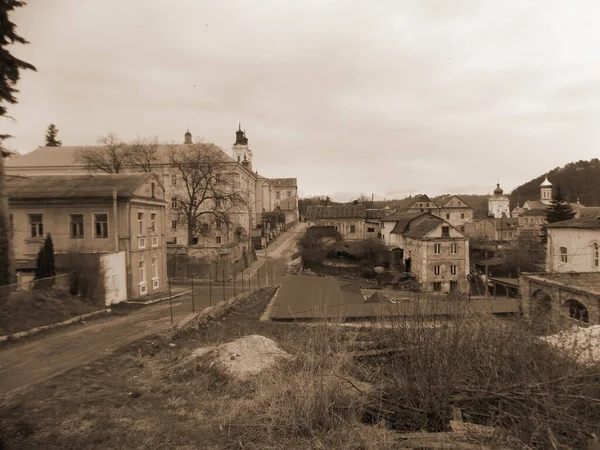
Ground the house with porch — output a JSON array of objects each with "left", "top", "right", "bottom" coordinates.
[{"left": 6, "top": 173, "right": 168, "bottom": 303}]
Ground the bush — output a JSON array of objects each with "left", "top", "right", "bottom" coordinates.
[
  {"left": 348, "top": 239, "right": 389, "bottom": 267},
  {"left": 364, "top": 309, "right": 600, "bottom": 449}
]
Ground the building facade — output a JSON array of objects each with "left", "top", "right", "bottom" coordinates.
[
  {"left": 6, "top": 173, "right": 168, "bottom": 300},
  {"left": 546, "top": 216, "right": 600, "bottom": 273},
  {"left": 432, "top": 195, "right": 474, "bottom": 233},
  {"left": 304, "top": 205, "right": 367, "bottom": 240}
]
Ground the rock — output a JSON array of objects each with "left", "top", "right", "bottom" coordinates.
[
  {"left": 169, "top": 343, "right": 176, "bottom": 348},
  {"left": 188, "top": 335, "right": 291, "bottom": 379}
]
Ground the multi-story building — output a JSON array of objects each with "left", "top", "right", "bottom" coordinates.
[
  {"left": 380, "top": 212, "right": 469, "bottom": 293},
  {"left": 271, "top": 178, "right": 299, "bottom": 224},
  {"left": 6, "top": 173, "right": 168, "bottom": 301},
  {"left": 546, "top": 215, "right": 600, "bottom": 273},
  {"left": 5, "top": 126, "right": 296, "bottom": 253},
  {"left": 432, "top": 195, "right": 474, "bottom": 233}
]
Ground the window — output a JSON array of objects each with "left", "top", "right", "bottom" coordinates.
[
  {"left": 171, "top": 174, "right": 177, "bottom": 185},
  {"left": 139, "top": 256, "right": 146, "bottom": 283},
  {"left": 216, "top": 236, "right": 222, "bottom": 244},
  {"left": 152, "top": 254, "right": 158, "bottom": 280},
  {"left": 215, "top": 218, "right": 221, "bottom": 228},
  {"left": 171, "top": 198, "right": 178, "bottom": 209},
  {"left": 94, "top": 213, "right": 108, "bottom": 238},
  {"left": 287, "top": 191, "right": 292, "bottom": 198},
  {"left": 151, "top": 236, "right": 159, "bottom": 247},
  {"left": 433, "top": 282, "right": 442, "bottom": 291},
  {"left": 151, "top": 183, "right": 156, "bottom": 198},
  {"left": 450, "top": 265, "right": 457, "bottom": 275},
  {"left": 215, "top": 198, "right": 221, "bottom": 208},
  {"left": 276, "top": 191, "right": 280, "bottom": 200},
  {"left": 441, "top": 226, "right": 450, "bottom": 238},
  {"left": 69, "top": 214, "right": 84, "bottom": 238},
  {"left": 446, "top": 213, "right": 450, "bottom": 219},
  {"left": 29, "top": 214, "right": 43, "bottom": 238},
  {"left": 367, "top": 227, "right": 375, "bottom": 233},
  {"left": 138, "top": 237, "right": 146, "bottom": 249},
  {"left": 171, "top": 220, "right": 177, "bottom": 230},
  {"left": 434, "top": 265, "right": 440, "bottom": 275},
  {"left": 434, "top": 243, "right": 441, "bottom": 254},
  {"left": 460, "top": 226, "right": 465, "bottom": 233},
  {"left": 350, "top": 224, "right": 356, "bottom": 233},
  {"left": 450, "top": 280, "right": 458, "bottom": 291},
  {"left": 450, "top": 243, "right": 457, "bottom": 254},
  {"left": 150, "top": 213, "right": 156, "bottom": 233},
  {"left": 560, "top": 247, "right": 568, "bottom": 263},
  {"left": 137, "top": 212, "right": 144, "bottom": 235},
  {"left": 594, "top": 243, "right": 599, "bottom": 267},
  {"left": 461, "top": 213, "right": 465, "bottom": 219}
]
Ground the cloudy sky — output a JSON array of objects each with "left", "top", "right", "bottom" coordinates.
[{"left": 3, "top": 0, "right": 600, "bottom": 201}]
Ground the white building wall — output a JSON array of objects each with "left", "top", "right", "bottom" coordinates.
[
  {"left": 100, "top": 251, "right": 127, "bottom": 306},
  {"left": 547, "top": 228, "right": 600, "bottom": 273},
  {"left": 489, "top": 197, "right": 510, "bottom": 218}
]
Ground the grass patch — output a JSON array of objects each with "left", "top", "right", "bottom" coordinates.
[{"left": 0, "top": 287, "right": 104, "bottom": 336}]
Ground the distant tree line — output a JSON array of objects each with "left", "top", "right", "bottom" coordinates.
[{"left": 510, "top": 159, "right": 600, "bottom": 209}]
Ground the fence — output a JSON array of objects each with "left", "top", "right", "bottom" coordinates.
[{"left": 162, "top": 258, "right": 277, "bottom": 325}]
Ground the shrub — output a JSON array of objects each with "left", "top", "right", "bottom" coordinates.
[
  {"left": 348, "top": 239, "right": 389, "bottom": 267},
  {"left": 364, "top": 307, "right": 600, "bottom": 449}
]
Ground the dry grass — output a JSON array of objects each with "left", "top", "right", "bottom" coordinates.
[{"left": 2, "top": 285, "right": 599, "bottom": 449}]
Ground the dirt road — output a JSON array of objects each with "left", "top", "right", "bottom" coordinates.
[{"left": 0, "top": 224, "right": 303, "bottom": 397}]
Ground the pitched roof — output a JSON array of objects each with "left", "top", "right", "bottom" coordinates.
[
  {"left": 382, "top": 211, "right": 424, "bottom": 222},
  {"left": 402, "top": 216, "right": 444, "bottom": 239},
  {"left": 546, "top": 216, "right": 600, "bottom": 229},
  {"left": 521, "top": 208, "right": 547, "bottom": 216},
  {"left": 5, "top": 142, "right": 232, "bottom": 168},
  {"left": 270, "top": 178, "right": 297, "bottom": 187},
  {"left": 581, "top": 207, "right": 600, "bottom": 217},
  {"left": 390, "top": 218, "right": 413, "bottom": 235},
  {"left": 432, "top": 195, "right": 473, "bottom": 209},
  {"left": 366, "top": 209, "right": 386, "bottom": 219},
  {"left": 492, "top": 218, "right": 519, "bottom": 229},
  {"left": 522, "top": 200, "right": 547, "bottom": 210},
  {"left": 395, "top": 194, "right": 433, "bottom": 211},
  {"left": 305, "top": 205, "right": 366, "bottom": 219},
  {"left": 365, "top": 291, "right": 392, "bottom": 303},
  {"left": 6, "top": 173, "right": 158, "bottom": 200}
]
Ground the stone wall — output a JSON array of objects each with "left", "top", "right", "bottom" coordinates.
[{"left": 519, "top": 272, "right": 600, "bottom": 326}]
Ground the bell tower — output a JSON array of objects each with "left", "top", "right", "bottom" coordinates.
[
  {"left": 540, "top": 176, "right": 552, "bottom": 205},
  {"left": 231, "top": 123, "right": 253, "bottom": 168}
]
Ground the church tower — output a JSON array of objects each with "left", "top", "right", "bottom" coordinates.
[
  {"left": 488, "top": 183, "right": 510, "bottom": 218},
  {"left": 231, "top": 124, "right": 253, "bottom": 168},
  {"left": 184, "top": 129, "right": 192, "bottom": 144},
  {"left": 540, "top": 176, "right": 552, "bottom": 205}
]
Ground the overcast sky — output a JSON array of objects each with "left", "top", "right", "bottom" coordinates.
[{"left": 3, "top": 0, "right": 600, "bottom": 201}]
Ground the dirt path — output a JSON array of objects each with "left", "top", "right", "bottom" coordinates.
[{"left": 0, "top": 225, "right": 302, "bottom": 397}]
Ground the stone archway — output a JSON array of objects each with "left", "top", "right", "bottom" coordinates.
[{"left": 562, "top": 299, "right": 589, "bottom": 324}]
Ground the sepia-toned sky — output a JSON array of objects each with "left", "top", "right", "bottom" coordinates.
[{"left": 3, "top": 0, "right": 600, "bottom": 201}]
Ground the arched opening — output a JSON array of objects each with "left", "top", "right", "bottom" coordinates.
[{"left": 563, "top": 299, "right": 589, "bottom": 323}]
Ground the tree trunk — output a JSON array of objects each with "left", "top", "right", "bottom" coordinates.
[
  {"left": 0, "top": 154, "right": 14, "bottom": 285},
  {"left": 187, "top": 223, "right": 194, "bottom": 246}
]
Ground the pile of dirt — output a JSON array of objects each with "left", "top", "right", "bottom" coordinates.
[
  {"left": 0, "top": 288, "right": 103, "bottom": 336},
  {"left": 187, "top": 334, "right": 291, "bottom": 379}
]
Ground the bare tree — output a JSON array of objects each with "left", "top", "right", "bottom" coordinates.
[
  {"left": 129, "top": 136, "right": 161, "bottom": 172},
  {"left": 169, "top": 143, "right": 249, "bottom": 245},
  {"left": 76, "top": 133, "right": 131, "bottom": 173}
]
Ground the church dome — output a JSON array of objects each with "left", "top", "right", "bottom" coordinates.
[
  {"left": 494, "top": 183, "right": 503, "bottom": 195},
  {"left": 540, "top": 176, "right": 552, "bottom": 187}
]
